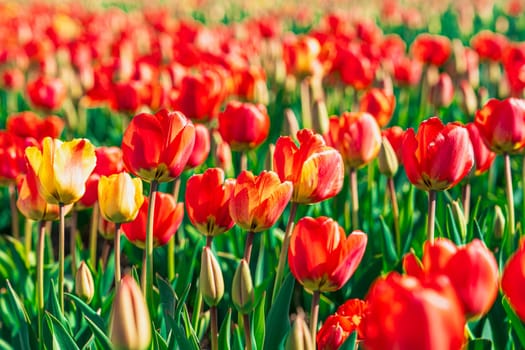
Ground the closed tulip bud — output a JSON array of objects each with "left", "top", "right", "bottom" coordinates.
[
  {"left": 429, "top": 73, "right": 455, "bottom": 109},
  {"left": 493, "top": 205, "right": 505, "bottom": 240},
  {"left": 109, "top": 275, "right": 151, "bottom": 350},
  {"left": 286, "top": 310, "right": 313, "bottom": 350},
  {"left": 451, "top": 201, "right": 467, "bottom": 240},
  {"left": 232, "top": 259, "right": 254, "bottom": 314},
  {"left": 98, "top": 173, "right": 144, "bottom": 224},
  {"left": 458, "top": 81, "right": 478, "bottom": 117},
  {"left": 283, "top": 108, "right": 300, "bottom": 141},
  {"left": 312, "top": 100, "right": 329, "bottom": 135},
  {"left": 199, "top": 247, "right": 224, "bottom": 307},
  {"left": 75, "top": 261, "right": 94, "bottom": 303},
  {"left": 378, "top": 137, "right": 398, "bottom": 178}
]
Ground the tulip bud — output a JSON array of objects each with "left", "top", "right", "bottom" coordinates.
[
  {"left": 451, "top": 200, "right": 467, "bottom": 240},
  {"left": 75, "top": 261, "right": 94, "bottom": 303},
  {"left": 458, "top": 80, "right": 478, "bottom": 117},
  {"left": 378, "top": 137, "right": 398, "bottom": 178},
  {"left": 199, "top": 247, "right": 224, "bottom": 307},
  {"left": 283, "top": 108, "right": 300, "bottom": 142},
  {"left": 312, "top": 99, "right": 329, "bottom": 135},
  {"left": 493, "top": 205, "right": 505, "bottom": 240},
  {"left": 232, "top": 259, "right": 255, "bottom": 314},
  {"left": 109, "top": 275, "right": 151, "bottom": 350},
  {"left": 429, "top": 73, "right": 454, "bottom": 109},
  {"left": 286, "top": 310, "right": 314, "bottom": 350}
]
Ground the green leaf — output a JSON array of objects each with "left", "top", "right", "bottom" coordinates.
[
  {"left": 502, "top": 297, "right": 525, "bottom": 347},
  {"left": 264, "top": 273, "right": 294, "bottom": 350},
  {"left": 47, "top": 279, "right": 70, "bottom": 333},
  {"left": 84, "top": 314, "right": 113, "bottom": 350},
  {"left": 157, "top": 275, "right": 176, "bottom": 321},
  {"left": 254, "top": 293, "right": 266, "bottom": 350},
  {"left": 445, "top": 204, "right": 462, "bottom": 245},
  {"left": 339, "top": 331, "right": 357, "bottom": 350},
  {"left": 379, "top": 216, "right": 398, "bottom": 269},
  {"left": 5, "top": 280, "right": 35, "bottom": 350},
  {"left": 0, "top": 338, "right": 15, "bottom": 350},
  {"left": 218, "top": 309, "right": 232, "bottom": 350},
  {"left": 153, "top": 329, "right": 168, "bottom": 350},
  {"left": 45, "top": 312, "right": 80, "bottom": 350},
  {"left": 66, "top": 293, "right": 106, "bottom": 331},
  {"left": 465, "top": 339, "right": 492, "bottom": 350}
]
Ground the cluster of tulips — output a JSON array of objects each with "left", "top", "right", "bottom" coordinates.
[{"left": 2, "top": 0, "right": 525, "bottom": 350}]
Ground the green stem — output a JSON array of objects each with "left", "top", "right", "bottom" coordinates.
[
  {"left": 168, "top": 178, "right": 181, "bottom": 282},
  {"left": 8, "top": 183, "right": 20, "bottom": 239},
  {"left": 24, "top": 219, "right": 34, "bottom": 258},
  {"left": 350, "top": 168, "right": 359, "bottom": 230},
  {"left": 70, "top": 209, "right": 78, "bottom": 277},
  {"left": 59, "top": 203, "right": 65, "bottom": 313},
  {"left": 505, "top": 154, "right": 515, "bottom": 253},
  {"left": 89, "top": 202, "right": 99, "bottom": 269},
  {"left": 114, "top": 223, "right": 121, "bottom": 285},
  {"left": 300, "top": 78, "right": 312, "bottom": 130},
  {"left": 206, "top": 236, "right": 213, "bottom": 248},
  {"left": 192, "top": 287, "right": 203, "bottom": 331},
  {"left": 243, "top": 313, "right": 253, "bottom": 350},
  {"left": 240, "top": 152, "right": 248, "bottom": 173},
  {"left": 243, "top": 231, "right": 255, "bottom": 264},
  {"left": 36, "top": 221, "right": 46, "bottom": 347},
  {"left": 210, "top": 306, "right": 219, "bottom": 350},
  {"left": 272, "top": 202, "right": 298, "bottom": 304},
  {"left": 143, "top": 180, "right": 158, "bottom": 314},
  {"left": 388, "top": 178, "right": 401, "bottom": 255},
  {"left": 418, "top": 65, "right": 429, "bottom": 122},
  {"left": 310, "top": 291, "right": 320, "bottom": 349},
  {"left": 427, "top": 190, "right": 436, "bottom": 244},
  {"left": 461, "top": 182, "right": 471, "bottom": 223}
]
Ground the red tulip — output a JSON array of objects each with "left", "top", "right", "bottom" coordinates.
[
  {"left": 471, "top": 31, "right": 508, "bottom": 62},
  {"left": 94, "top": 146, "right": 125, "bottom": 176},
  {"left": 6, "top": 112, "right": 64, "bottom": 142},
  {"left": 363, "top": 272, "right": 465, "bottom": 350},
  {"left": 474, "top": 98, "right": 525, "bottom": 154},
  {"left": 0, "top": 132, "right": 38, "bottom": 184},
  {"left": 404, "top": 238, "right": 499, "bottom": 319},
  {"left": 393, "top": 56, "right": 422, "bottom": 87},
  {"left": 273, "top": 129, "right": 344, "bottom": 204},
  {"left": 1, "top": 68, "right": 25, "bottom": 91},
  {"left": 122, "top": 109, "right": 195, "bottom": 183},
  {"left": 111, "top": 81, "right": 144, "bottom": 114},
  {"left": 339, "top": 48, "right": 376, "bottom": 90},
  {"left": 186, "top": 124, "right": 210, "bottom": 169},
  {"left": 26, "top": 76, "right": 67, "bottom": 111},
  {"left": 218, "top": 101, "right": 270, "bottom": 152},
  {"left": 288, "top": 216, "right": 367, "bottom": 292},
  {"left": 325, "top": 112, "right": 382, "bottom": 170},
  {"left": 229, "top": 170, "right": 292, "bottom": 233},
  {"left": 465, "top": 123, "right": 496, "bottom": 175},
  {"left": 122, "top": 192, "right": 183, "bottom": 247},
  {"left": 359, "top": 88, "right": 396, "bottom": 128},
  {"left": 502, "top": 240, "right": 525, "bottom": 321},
  {"left": 402, "top": 117, "right": 474, "bottom": 191},
  {"left": 185, "top": 168, "right": 235, "bottom": 236},
  {"left": 411, "top": 34, "right": 451, "bottom": 66}
]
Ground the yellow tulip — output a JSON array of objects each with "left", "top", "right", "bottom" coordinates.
[
  {"left": 25, "top": 137, "right": 97, "bottom": 205},
  {"left": 98, "top": 172, "right": 144, "bottom": 224}
]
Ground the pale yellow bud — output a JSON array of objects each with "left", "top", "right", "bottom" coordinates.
[
  {"left": 75, "top": 261, "right": 94, "bottom": 304},
  {"left": 199, "top": 247, "right": 224, "bottom": 307}
]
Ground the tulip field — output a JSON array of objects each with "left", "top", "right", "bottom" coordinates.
[{"left": 3, "top": 0, "right": 525, "bottom": 349}]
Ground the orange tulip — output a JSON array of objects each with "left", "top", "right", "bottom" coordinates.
[
  {"left": 363, "top": 272, "right": 465, "bottom": 350},
  {"left": 410, "top": 33, "right": 451, "bottom": 66},
  {"left": 282, "top": 35, "right": 323, "bottom": 78},
  {"left": 501, "top": 240, "right": 525, "bottom": 321},
  {"left": 185, "top": 168, "right": 235, "bottom": 236},
  {"left": 402, "top": 117, "right": 474, "bottom": 191},
  {"left": 325, "top": 112, "right": 382, "bottom": 170},
  {"left": 229, "top": 170, "right": 292, "bottom": 233},
  {"left": 218, "top": 101, "right": 270, "bottom": 152},
  {"left": 273, "top": 129, "right": 344, "bottom": 204},
  {"left": 122, "top": 192, "right": 183, "bottom": 247},
  {"left": 25, "top": 137, "right": 97, "bottom": 205},
  {"left": 359, "top": 88, "right": 396, "bottom": 128},
  {"left": 404, "top": 238, "right": 499, "bottom": 319},
  {"left": 122, "top": 109, "right": 195, "bottom": 183},
  {"left": 288, "top": 216, "right": 367, "bottom": 292},
  {"left": 474, "top": 98, "right": 525, "bottom": 154}
]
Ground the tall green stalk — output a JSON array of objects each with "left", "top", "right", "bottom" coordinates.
[{"left": 143, "top": 180, "right": 158, "bottom": 314}]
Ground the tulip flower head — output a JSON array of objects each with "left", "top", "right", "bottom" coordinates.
[
  {"left": 218, "top": 101, "right": 270, "bottom": 152},
  {"left": 288, "top": 216, "right": 367, "bottom": 292},
  {"left": 501, "top": 240, "right": 525, "bottom": 321},
  {"left": 7, "top": 111, "right": 65, "bottom": 142},
  {"left": 185, "top": 168, "right": 235, "bottom": 236},
  {"left": 186, "top": 123, "right": 210, "bottom": 169},
  {"left": 121, "top": 191, "right": 183, "bottom": 248},
  {"left": 273, "top": 129, "right": 344, "bottom": 204},
  {"left": 474, "top": 98, "right": 525, "bottom": 154},
  {"left": 402, "top": 117, "right": 474, "bottom": 191},
  {"left": 0, "top": 132, "right": 38, "bottom": 185},
  {"left": 465, "top": 123, "right": 496, "bottom": 175},
  {"left": 25, "top": 137, "right": 97, "bottom": 205},
  {"left": 98, "top": 172, "right": 144, "bottom": 224},
  {"left": 411, "top": 33, "right": 452, "bottom": 66},
  {"left": 229, "top": 170, "right": 292, "bottom": 233},
  {"left": 26, "top": 76, "right": 67, "bottom": 111},
  {"left": 359, "top": 88, "right": 396, "bottom": 128},
  {"left": 122, "top": 109, "right": 195, "bottom": 183},
  {"left": 325, "top": 112, "right": 382, "bottom": 170}
]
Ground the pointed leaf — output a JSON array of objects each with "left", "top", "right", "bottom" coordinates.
[
  {"left": 264, "top": 273, "right": 294, "bottom": 350},
  {"left": 218, "top": 309, "right": 232, "bottom": 350},
  {"left": 45, "top": 312, "right": 80, "bottom": 350}
]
